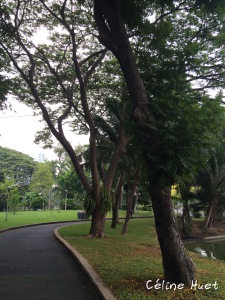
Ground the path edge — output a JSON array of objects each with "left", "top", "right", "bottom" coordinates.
[{"left": 54, "top": 226, "right": 117, "bottom": 300}]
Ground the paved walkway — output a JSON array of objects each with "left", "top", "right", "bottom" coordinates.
[{"left": 0, "top": 223, "right": 101, "bottom": 300}]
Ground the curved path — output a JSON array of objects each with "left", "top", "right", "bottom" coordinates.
[{"left": 0, "top": 223, "right": 101, "bottom": 300}]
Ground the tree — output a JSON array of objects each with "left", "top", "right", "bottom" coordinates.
[
  {"left": 57, "top": 167, "right": 87, "bottom": 203},
  {"left": 21, "top": 191, "right": 47, "bottom": 210},
  {"left": 178, "top": 183, "right": 195, "bottom": 238},
  {"left": 0, "top": 179, "right": 20, "bottom": 214},
  {"left": 0, "top": 49, "right": 12, "bottom": 110},
  {"left": 121, "top": 173, "right": 140, "bottom": 235},
  {"left": 0, "top": 5, "right": 13, "bottom": 110},
  {"left": 29, "top": 162, "right": 54, "bottom": 207},
  {"left": 195, "top": 147, "right": 225, "bottom": 229},
  {"left": 8, "top": 185, "right": 20, "bottom": 214},
  {"left": 92, "top": 0, "right": 225, "bottom": 285},
  {"left": 0, "top": 147, "right": 36, "bottom": 186},
  {"left": 93, "top": 96, "right": 130, "bottom": 228},
  {"left": 0, "top": 0, "right": 127, "bottom": 237}
]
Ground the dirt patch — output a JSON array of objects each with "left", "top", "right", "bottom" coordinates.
[{"left": 190, "top": 220, "right": 225, "bottom": 238}]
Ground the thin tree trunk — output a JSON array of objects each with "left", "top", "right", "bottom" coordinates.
[
  {"left": 150, "top": 181, "right": 195, "bottom": 286},
  {"left": 214, "top": 204, "right": 223, "bottom": 222},
  {"left": 203, "top": 199, "right": 216, "bottom": 229},
  {"left": 208, "top": 203, "right": 217, "bottom": 229},
  {"left": 183, "top": 200, "right": 191, "bottom": 223},
  {"left": 121, "top": 183, "right": 137, "bottom": 235},
  {"left": 111, "top": 191, "right": 121, "bottom": 228},
  {"left": 111, "top": 192, "right": 118, "bottom": 229},
  {"left": 181, "top": 199, "right": 192, "bottom": 238},
  {"left": 111, "top": 171, "right": 124, "bottom": 228}
]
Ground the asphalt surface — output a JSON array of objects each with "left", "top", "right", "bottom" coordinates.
[{"left": 0, "top": 223, "right": 102, "bottom": 300}]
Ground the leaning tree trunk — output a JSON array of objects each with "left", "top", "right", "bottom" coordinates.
[
  {"left": 207, "top": 202, "right": 218, "bottom": 229},
  {"left": 150, "top": 181, "right": 195, "bottom": 286},
  {"left": 208, "top": 212, "right": 214, "bottom": 229},
  {"left": 203, "top": 198, "right": 217, "bottom": 230}
]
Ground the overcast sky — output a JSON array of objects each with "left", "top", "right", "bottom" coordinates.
[{"left": 0, "top": 98, "right": 89, "bottom": 161}]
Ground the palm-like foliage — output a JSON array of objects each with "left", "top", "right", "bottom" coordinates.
[{"left": 94, "top": 97, "right": 148, "bottom": 232}]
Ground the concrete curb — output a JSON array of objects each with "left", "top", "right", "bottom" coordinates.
[
  {"left": 183, "top": 235, "right": 225, "bottom": 243},
  {"left": 54, "top": 226, "right": 117, "bottom": 300}
]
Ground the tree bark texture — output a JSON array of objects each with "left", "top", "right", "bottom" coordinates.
[
  {"left": 150, "top": 182, "right": 195, "bottom": 286},
  {"left": 89, "top": 202, "right": 106, "bottom": 237}
]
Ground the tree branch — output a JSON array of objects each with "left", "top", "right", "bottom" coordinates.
[
  {"left": 79, "top": 48, "right": 107, "bottom": 67},
  {"left": 84, "top": 50, "right": 107, "bottom": 86}
]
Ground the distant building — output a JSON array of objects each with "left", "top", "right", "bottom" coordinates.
[{"left": 38, "top": 153, "right": 45, "bottom": 163}]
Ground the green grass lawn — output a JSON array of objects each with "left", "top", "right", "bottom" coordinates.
[
  {"left": 0, "top": 210, "right": 78, "bottom": 230},
  {"left": 0, "top": 209, "right": 151, "bottom": 230},
  {"left": 58, "top": 219, "right": 225, "bottom": 300}
]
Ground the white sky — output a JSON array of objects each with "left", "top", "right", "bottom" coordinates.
[{"left": 0, "top": 98, "right": 89, "bottom": 161}]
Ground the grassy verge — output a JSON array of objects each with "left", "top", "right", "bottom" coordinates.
[
  {"left": 58, "top": 219, "right": 225, "bottom": 300},
  {"left": 0, "top": 209, "right": 151, "bottom": 230}
]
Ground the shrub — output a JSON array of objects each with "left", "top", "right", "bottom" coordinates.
[{"left": 59, "top": 198, "right": 82, "bottom": 210}]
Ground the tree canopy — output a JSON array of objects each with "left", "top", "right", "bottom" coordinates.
[
  {"left": 0, "top": 0, "right": 129, "bottom": 237},
  {"left": 29, "top": 162, "right": 54, "bottom": 196},
  {"left": 0, "top": 4, "right": 13, "bottom": 110},
  {"left": 0, "top": 146, "right": 36, "bottom": 186}
]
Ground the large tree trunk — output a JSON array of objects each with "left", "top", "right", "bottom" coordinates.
[
  {"left": 150, "top": 181, "right": 195, "bottom": 286},
  {"left": 89, "top": 203, "right": 106, "bottom": 237}
]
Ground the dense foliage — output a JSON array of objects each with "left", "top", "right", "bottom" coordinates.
[{"left": 0, "top": 146, "right": 36, "bottom": 186}]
